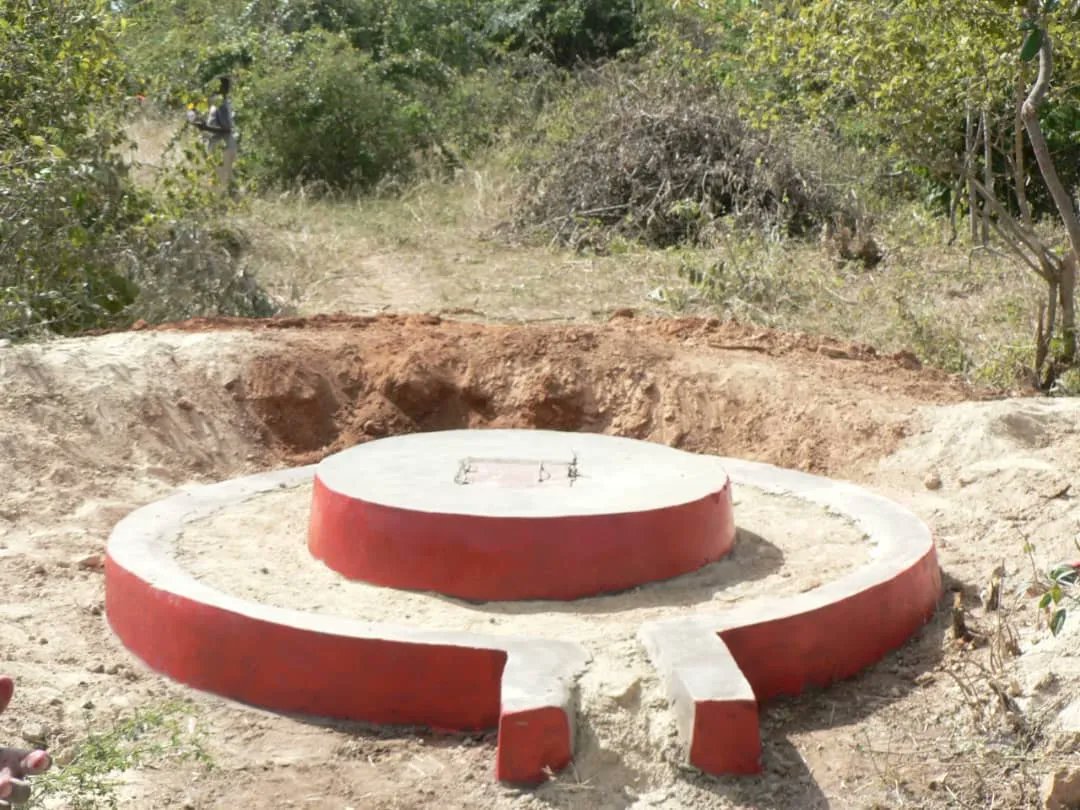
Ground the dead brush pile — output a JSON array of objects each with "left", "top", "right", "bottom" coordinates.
[{"left": 512, "top": 76, "right": 849, "bottom": 249}]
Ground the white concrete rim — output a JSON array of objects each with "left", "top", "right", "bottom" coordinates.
[
  {"left": 314, "top": 430, "right": 732, "bottom": 517},
  {"left": 109, "top": 455, "right": 931, "bottom": 654}
]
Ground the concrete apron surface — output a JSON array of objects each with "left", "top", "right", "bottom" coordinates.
[{"left": 105, "top": 436, "right": 939, "bottom": 784}]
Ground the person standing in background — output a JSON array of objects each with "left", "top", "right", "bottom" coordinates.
[{"left": 187, "top": 75, "right": 238, "bottom": 193}]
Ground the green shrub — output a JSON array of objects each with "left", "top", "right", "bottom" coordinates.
[
  {"left": 282, "top": 0, "right": 492, "bottom": 73},
  {"left": 486, "top": 0, "right": 642, "bottom": 66},
  {"left": 0, "top": 0, "right": 275, "bottom": 340},
  {"left": 427, "top": 55, "right": 564, "bottom": 155},
  {"left": 118, "top": 0, "right": 649, "bottom": 191},
  {"left": 243, "top": 34, "right": 432, "bottom": 190},
  {"left": 1, "top": 0, "right": 138, "bottom": 337}
]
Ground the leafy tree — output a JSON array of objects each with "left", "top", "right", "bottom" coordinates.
[
  {"left": 243, "top": 32, "right": 433, "bottom": 189},
  {"left": 728, "top": 0, "right": 1080, "bottom": 383},
  {"left": 486, "top": 0, "right": 642, "bottom": 66},
  {"left": 0, "top": 0, "right": 141, "bottom": 336},
  {"left": 119, "top": 0, "right": 647, "bottom": 191},
  {"left": 1, "top": 0, "right": 273, "bottom": 339}
]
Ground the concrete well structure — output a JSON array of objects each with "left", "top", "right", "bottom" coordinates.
[
  {"left": 105, "top": 430, "right": 941, "bottom": 784},
  {"left": 307, "top": 430, "right": 736, "bottom": 601}
]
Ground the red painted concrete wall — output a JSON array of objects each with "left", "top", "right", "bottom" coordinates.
[
  {"left": 308, "top": 475, "right": 736, "bottom": 601},
  {"left": 690, "top": 699, "right": 761, "bottom": 775},
  {"left": 677, "top": 547, "right": 941, "bottom": 777},
  {"left": 497, "top": 707, "right": 573, "bottom": 783},
  {"left": 717, "top": 548, "right": 942, "bottom": 704},
  {"left": 106, "top": 558, "right": 506, "bottom": 731}
]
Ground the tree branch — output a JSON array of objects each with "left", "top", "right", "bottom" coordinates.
[
  {"left": 969, "top": 176, "right": 1057, "bottom": 278},
  {"left": 1019, "top": 16, "right": 1078, "bottom": 364},
  {"left": 1021, "top": 33, "right": 1080, "bottom": 259},
  {"left": 1023, "top": 23, "right": 1052, "bottom": 113},
  {"left": 987, "top": 216, "right": 1045, "bottom": 279}
]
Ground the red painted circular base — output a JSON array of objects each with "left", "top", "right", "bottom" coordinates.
[{"left": 307, "top": 430, "right": 736, "bottom": 601}]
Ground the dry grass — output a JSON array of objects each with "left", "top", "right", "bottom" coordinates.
[
  {"left": 232, "top": 166, "right": 1046, "bottom": 388},
  {"left": 232, "top": 168, "right": 677, "bottom": 323},
  {"left": 125, "top": 115, "right": 1051, "bottom": 387},
  {"left": 655, "top": 205, "right": 1044, "bottom": 385}
]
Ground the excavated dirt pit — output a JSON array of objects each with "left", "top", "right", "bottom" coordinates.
[{"left": 160, "top": 313, "right": 977, "bottom": 478}]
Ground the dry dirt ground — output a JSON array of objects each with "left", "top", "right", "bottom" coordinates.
[{"left": 2, "top": 311, "right": 1080, "bottom": 810}]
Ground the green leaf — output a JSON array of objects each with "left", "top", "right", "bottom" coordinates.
[
  {"left": 1051, "top": 565, "right": 1079, "bottom": 585},
  {"left": 1040, "top": 591, "right": 1054, "bottom": 609},
  {"left": 1044, "top": 0, "right": 1060, "bottom": 12},
  {"left": 1021, "top": 28, "right": 1043, "bottom": 62},
  {"left": 1051, "top": 607, "right": 1068, "bottom": 636}
]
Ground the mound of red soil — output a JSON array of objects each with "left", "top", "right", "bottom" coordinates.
[{"left": 157, "top": 313, "right": 982, "bottom": 475}]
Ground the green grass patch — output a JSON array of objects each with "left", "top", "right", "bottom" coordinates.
[{"left": 30, "top": 702, "right": 213, "bottom": 810}]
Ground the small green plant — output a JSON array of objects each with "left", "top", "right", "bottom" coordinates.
[
  {"left": 1050, "top": 367, "right": 1080, "bottom": 397},
  {"left": 1026, "top": 534, "right": 1080, "bottom": 636},
  {"left": 29, "top": 702, "right": 213, "bottom": 810},
  {"left": 671, "top": 230, "right": 816, "bottom": 324},
  {"left": 1040, "top": 563, "right": 1078, "bottom": 637}
]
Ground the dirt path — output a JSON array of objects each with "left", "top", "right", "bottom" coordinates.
[
  {"left": 2, "top": 314, "right": 1077, "bottom": 809},
  {"left": 239, "top": 199, "right": 678, "bottom": 325}
]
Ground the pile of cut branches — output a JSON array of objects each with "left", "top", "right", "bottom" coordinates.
[{"left": 512, "top": 75, "right": 847, "bottom": 249}]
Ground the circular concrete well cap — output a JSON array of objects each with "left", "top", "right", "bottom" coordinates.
[{"left": 308, "top": 429, "right": 736, "bottom": 601}]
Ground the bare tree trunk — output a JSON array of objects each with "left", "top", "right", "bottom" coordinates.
[
  {"left": 1015, "top": 52, "right": 1061, "bottom": 312},
  {"left": 1014, "top": 79, "right": 1061, "bottom": 295},
  {"left": 1037, "top": 280, "right": 1058, "bottom": 377},
  {"left": 947, "top": 174, "right": 961, "bottom": 245},
  {"left": 982, "top": 109, "right": 992, "bottom": 245},
  {"left": 1014, "top": 77, "right": 1033, "bottom": 227},
  {"left": 1048, "top": 282, "right": 1058, "bottom": 342},
  {"left": 966, "top": 107, "right": 979, "bottom": 245},
  {"left": 1062, "top": 253, "right": 1077, "bottom": 365},
  {"left": 1022, "top": 29, "right": 1079, "bottom": 363}
]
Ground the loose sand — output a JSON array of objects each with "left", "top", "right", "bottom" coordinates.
[
  {"left": 174, "top": 481, "right": 870, "bottom": 640},
  {"left": 4, "top": 315, "right": 1079, "bottom": 809}
]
